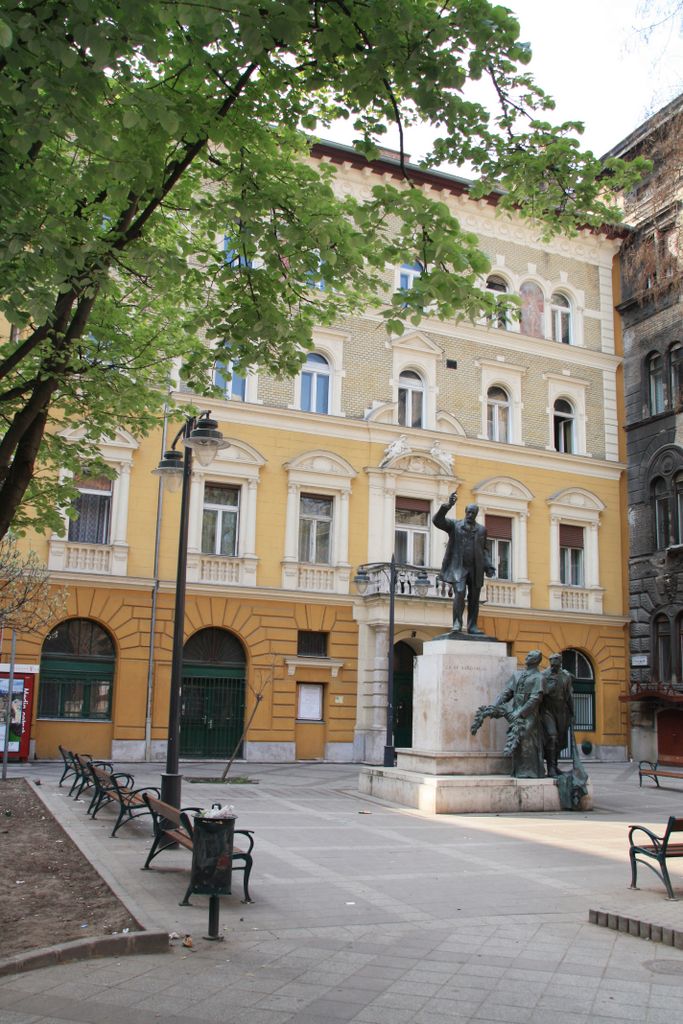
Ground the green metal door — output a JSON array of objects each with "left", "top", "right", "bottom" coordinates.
[
  {"left": 393, "top": 670, "right": 413, "bottom": 748},
  {"left": 179, "top": 665, "right": 245, "bottom": 758}
]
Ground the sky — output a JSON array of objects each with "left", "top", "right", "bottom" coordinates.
[{"left": 326, "top": 0, "right": 683, "bottom": 167}]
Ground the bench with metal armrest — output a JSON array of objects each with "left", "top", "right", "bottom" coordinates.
[{"left": 629, "top": 816, "right": 683, "bottom": 900}]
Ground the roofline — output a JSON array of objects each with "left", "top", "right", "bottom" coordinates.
[
  {"left": 601, "top": 92, "right": 683, "bottom": 161},
  {"left": 310, "top": 138, "right": 627, "bottom": 240}
]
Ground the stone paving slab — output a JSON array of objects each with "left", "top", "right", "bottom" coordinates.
[{"left": 0, "top": 759, "right": 682, "bottom": 1023}]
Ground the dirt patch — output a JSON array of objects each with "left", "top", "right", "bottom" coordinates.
[{"left": 0, "top": 779, "right": 139, "bottom": 959}]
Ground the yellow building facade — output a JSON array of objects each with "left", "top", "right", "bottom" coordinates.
[{"left": 11, "top": 143, "right": 631, "bottom": 764}]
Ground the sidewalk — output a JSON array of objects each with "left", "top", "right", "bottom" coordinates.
[{"left": 1, "top": 759, "right": 682, "bottom": 1024}]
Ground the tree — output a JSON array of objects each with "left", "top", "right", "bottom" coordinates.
[
  {"left": 0, "top": 534, "right": 66, "bottom": 632},
  {"left": 0, "top": 0, "right": 645, "bottom": 539}
]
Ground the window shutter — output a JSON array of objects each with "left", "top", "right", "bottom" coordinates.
[
  {"left": 560, "top": 524, "right": 584, "bottom": 548},
  {"left": 485, "top": 514, "right": 512, "bottom": 540},
  {"left": 395, "top": 496, "right": 431, "bottom": 513}
]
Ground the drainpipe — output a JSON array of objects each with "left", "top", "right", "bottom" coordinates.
[{"left": 144, "top": 411, "right": 169, "bottom": 761}]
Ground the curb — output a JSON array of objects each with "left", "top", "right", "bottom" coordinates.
[
  {"left": 0, "top": 929, "right": 170, "bottom": 977},
  {"left": 589, "top": 908, "right": 683, "bottom": 948}
]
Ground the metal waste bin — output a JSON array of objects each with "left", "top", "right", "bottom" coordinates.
[{"left": 188, "top": 814, "right": 236, "bottom": 898}]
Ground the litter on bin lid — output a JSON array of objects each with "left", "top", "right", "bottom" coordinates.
[{"left": 199, "top": 804, "right": 236, "bottom": 819}]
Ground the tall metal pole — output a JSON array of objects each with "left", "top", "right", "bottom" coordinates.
[
  {"left": 384, "top": 554, "right": 397, "bottom": 767},
  {"left": 2, "top": 630, "right": 17, "bottom": 780},
  {"left": 160, "top": 421, "right": 194, "bottom": 809}
]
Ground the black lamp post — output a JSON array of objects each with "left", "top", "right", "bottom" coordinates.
[
  {"left": 153, "top": 411, "right": 229, "bottom": 808},
  {"left": 354, "top": 557, "right": 429, "bottom": 768}
]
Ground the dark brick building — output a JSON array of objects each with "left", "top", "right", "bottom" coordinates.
[{"left": 608, "top": 94, "right": 683, "bottom": 762}]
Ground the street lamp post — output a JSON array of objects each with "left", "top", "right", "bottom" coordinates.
[
  {"left": 354, "top": 558, "right": 429, "bottom": 768},
  {"left": 153, "top": 411, "right": 229, "bottom": 808}
]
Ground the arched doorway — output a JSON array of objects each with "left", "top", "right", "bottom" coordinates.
[
  {"left": 559, "top": 648, "right": 595, "bottom": 757},
  {"left": 657, "top": 708, "right": 683, "bottom": 765},
  {"left": 39, "top": 619, "right": 115, "bottom": 720},
  {"left": 180, "top": 628, "right": 246, "bottom": 758},
  {"left": 394, "top": 641, "right": 416, "bottom": 749}
]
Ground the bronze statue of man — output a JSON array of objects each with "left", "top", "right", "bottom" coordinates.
[
  {"left": 541, "top": 652, "right": 574, "bottom": 778},
  {"left": 471, "top": 649, "right": 545, "bottom": 778},
  {"left": 432, "top": 492, "right": 495, "bottom": 636}
]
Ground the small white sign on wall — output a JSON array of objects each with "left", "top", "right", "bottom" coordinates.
[{"left": 631, "top": 654, "right": 648, "bottom": 667}]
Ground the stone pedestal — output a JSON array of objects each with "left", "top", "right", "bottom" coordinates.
[{"left": 358, "top": 637, "right": 593, "bottom": 814}]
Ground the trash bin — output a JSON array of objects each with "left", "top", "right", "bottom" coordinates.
[{"left": 188, "top": 814, "right": 236, "bottom": 899}]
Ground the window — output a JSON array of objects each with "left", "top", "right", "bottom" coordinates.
[
  {"left": 301, "top": 352, "right": 330, "bottom": 414},
  {"left": 652, "top": 472, "right": 683, "bottom": 549},
  {"left": 38, "top": 619, "right": 115, "bottom": 721},
  {"left": 398, "top": 370, "right": 425, "bottom": 428},
  {"left": 297, "top": 682, "right": 324, "bottom": 721},
  {"left": 553, "top": 399, "right": 575, "bottom": 453},
  {"left": 559, "top": 524, "right": 584, "bottom": 586},
  {"left": 486, "top": 275, "right": 508, "bottom": 330},
  {"left": 214, "top": 359, "right": 246, "bottom": 401},
  {"left": 399, "top": 262, "right": 422, "bottom": 291},
  {"left": 394, "top": 497, "right": 430, "bottom": 566},
  {"left": 297, "top": 631, "right": 328, "bottom": 657},
  {"left": 520, "top": 281, "right": 545, "bottom": 339},
  {"left": 670, "top": 344, "right": 683, "bottom": 409},
  {"left": 550, "top": 293, "right": 572, "bottom": 344},
  {"left": 201, "top": 484, "right": 240, "bottom": 556},
  {"left": 67, "top": 476, "right": 112, "bottom": 545},
  {"left": 647, "top": 352, "right": 666, "bottom": 415},
  {"left": 487, "top": 386, "right": 511, "bottom": 442},
  {"left": 484, "top": 515, "right": 512, "bottom": 579},
  {"left": 562, "top": 649, "right": 595, "bottom": 732},
  {"left": 654, "top": 614, "right": 672, "bottom": 684},
  {"left": 298, "top": 494, "right": 332, "bottom": 563}
]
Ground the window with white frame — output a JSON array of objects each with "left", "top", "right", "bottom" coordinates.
[
  {"left": 399, "top": 262, "right": 422, "bottom": 291},
  {"left": 486, "top": 274, "right": 509, "bottom": 330},
  {"left": 553, "top": 398, "right": 575, "bottom": 453},
  {"left": 68, "top": 476, "right": 112, "bottom": 545},
  {"left": 398, "top": 370, "right": 425, "bottom": 428},
  {"left": 214, "top": 359, "right": 246, "bottom": 401},
  {"left": 201, "top": 484, "right": 240, "bottom": 556},
  {"left": 647, "top": 351, "right": 666, "bottom": 415},
  {"left": 301, "top": 352, "right": 330, "bottom": 414},
  {"left": 394, "top": 497, "right": 430, "bottom": 566},
  {"left": 487, "top": 386, "right": 511, "bottom": 442},
  {"left": 484, "top": 514, "right": 512, "bottom": 579},
  {"left": 298, "top": 494, "right": 333, "bottom": 564},
  {"left": 551, "top": 292, "right": 573, "bottom": 344},
  {"left": 559, "top": 523, "right": 584, "bottom": 586}
]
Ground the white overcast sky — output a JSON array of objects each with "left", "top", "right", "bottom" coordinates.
[{"left": 326, "top": 0, "right": 683, "bottom": 165}]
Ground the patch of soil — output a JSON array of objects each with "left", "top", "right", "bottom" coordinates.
[{"left": 0, "top": 779, "right": 139, "bottom": 960}]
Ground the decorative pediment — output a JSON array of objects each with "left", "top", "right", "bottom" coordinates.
[
  {"left": 213, "top": 438, "right": 266, "bottom": 468},
  {"left": 547, "top": 487, "right": 605, "bottom": 513},
  {"left": 285, "top": 450, "right": 356, "bottom": 479},
  {"left": 435, "top": 410, "right": 466, "bottom": 436},
  {"left": 474, "top": 476, "right": 534, "bottom": 502},
  {"left": 59, "top": 425, "right": 139, "bottom": 451},
  {"left": 649, "top": 445, "right": 683, "bottom": 481},
  {"left": 387, "top": 330, "right": 444, "bottom": 356},
  {"left": 364, "top": 400, "right": 395, "bottom": 423}
]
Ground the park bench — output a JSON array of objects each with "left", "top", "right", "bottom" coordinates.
[
  {"left": 57, "top": 745, "right": 85, "bottom": 789},
  {"left": 88, "top": 763, "right": 160, "bottom": 837},
  {"left": 638, "top": 760, "right": 683, "bottom": 788},
  {"left": 629, "top": 816, "right": 683, "bottom": 900},
  {"left": 142, "top": 793, "right": 254, "bottom": 906},
  {"left": 71, "top": 752, "right": 113, "bottom": 802}
]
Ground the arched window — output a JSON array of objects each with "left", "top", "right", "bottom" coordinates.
[
  {"left": 553, "top": 398, "right": 575, "bottom": 453},
  {"left": 300, "top": 352, "right": 330, "bottom": 414},
  {"left": 653, "top": 614, "right": 672, "bottom": 684},
  {"left": 398, "top": 370, "right": 425, "bottom": 428},
  {"left": 520, "top": 281, "right": 545, "bottom": 339},
  {"left": 181, "top": 628, "right": 246, "bottom": 758},
  {"left": 487, "top": 386, "right": 511, "bottom": 442},
  {"left": 653, "top": 476, "right": 672, "bottom": 549},
  {"left": 562, "top": 649, "right": 595, "bottom": 733},
  {"left": 647, "top": 352, "right": 666, "bottom": 415},
  {"left": 670, "top": 343, "right": 683, "bottom": 410},
  {"left": 551, "top": 292, "right": 572, "bottom": 344},
  {"left": 486, "top": 275, "right": 508, "bottom": 330},
  {"left": 38, "top": 619, "right": 115, "bottom": 720}
]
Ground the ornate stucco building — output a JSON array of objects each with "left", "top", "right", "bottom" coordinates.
[{"left": 11, "top": 142, "right": 631, "bottom": 764}]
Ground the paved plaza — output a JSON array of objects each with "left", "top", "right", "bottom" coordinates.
[{"left": 1, "top": 759, "right": 683, "bottom": 1023}]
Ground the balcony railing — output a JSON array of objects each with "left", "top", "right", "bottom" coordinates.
[{"left": 355, "top": 563, "right": 530, "bottom": 609}]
